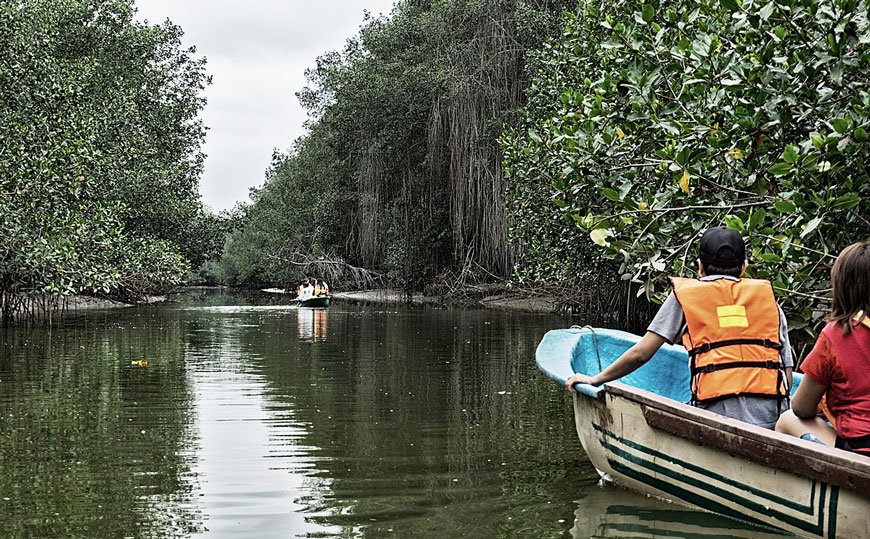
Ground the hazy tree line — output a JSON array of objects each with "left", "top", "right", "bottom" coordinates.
[
  {"left": 1, "top": 0, "right": 225, "bottom": 323},
  {"left": 219, "top": 0, "right": 578, "bottom": 294}
]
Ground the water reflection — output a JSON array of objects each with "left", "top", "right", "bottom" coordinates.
[
  {"left": 572, "top": 485, "right": 793, "bottom": 538},
  {"left": 297, "top": 308, "right": 328, "bottom": 343},
  {"left": 0, "top": 312, "right": 202, "bottom": 538},
  {"left": 0, "top": 290, "right": 791, "bottom": 538}
]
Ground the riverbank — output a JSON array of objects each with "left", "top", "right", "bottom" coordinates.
[
  {"left": 264, "top": 285, "right": 560, "bottom": 314},
  {"left": 63, "top": 295, "right": 167, "bottom": 310}
]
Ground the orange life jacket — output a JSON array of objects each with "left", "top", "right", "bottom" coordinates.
[{"left": 671, "top": 277, "right": 786, "bottom": 403}]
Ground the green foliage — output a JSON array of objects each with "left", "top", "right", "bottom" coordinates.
[
  {"left": 225, "top": 0, "right": 576, "bottom": 291},
  {"left": 503, "top": 0, "right": 870, "bottom": 339},
  {"left": 0, "top": 0, "right": 211, "bottom": 320}
]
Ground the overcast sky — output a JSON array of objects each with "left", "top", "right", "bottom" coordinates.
[{"left": 134, "top": 1, "right": 397, "bottom": 212}]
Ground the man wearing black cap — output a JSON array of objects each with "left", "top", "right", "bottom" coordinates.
[{"left": 566, "top": 226, "right": 793, "bottom": 429}]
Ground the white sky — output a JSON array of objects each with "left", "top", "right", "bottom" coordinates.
[{"left": 134, "top": 1, "right": 397, "bottom": 212}]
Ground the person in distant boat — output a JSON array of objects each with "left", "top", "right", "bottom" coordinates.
[
  {"left": 566, "top": 226, "right": 793, "bottom": 429},
  {"left": 775, "top": 242, "right": 870, "bottom": 455},
  {"left": 297, "top": 278, "right": 314, "bottom": 301}
]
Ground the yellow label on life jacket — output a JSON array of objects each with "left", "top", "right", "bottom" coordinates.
[{"left": 717, "top": 304, "right": 748, "bottom": 327}]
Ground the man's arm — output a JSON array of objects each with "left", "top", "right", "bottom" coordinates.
[{"left": 566, "top": 331, "right": 668, "bottom": 393}]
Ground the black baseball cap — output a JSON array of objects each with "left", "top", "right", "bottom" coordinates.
[{"left": 699, "top": 226, "right": 745, "bottom": 265}]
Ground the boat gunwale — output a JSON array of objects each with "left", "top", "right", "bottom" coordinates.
[
  {"left": 604, "top": 380, "right": 870, "bottom": 495},
  {"left": 296, "top": 295, "right": 331, "bottom": 307}
]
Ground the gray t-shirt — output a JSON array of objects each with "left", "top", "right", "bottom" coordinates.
[{"left": 647, "top": 275, "right": 793, "bottom": 429}]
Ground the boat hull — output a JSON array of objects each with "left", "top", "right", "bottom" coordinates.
[
  {"left": 537, "top": 327, "right": 870, "bottom": 538},
  {"left": 298, "top": 296, "right": 330, "bottom": 308},
  {"left": 574, "top": 386, "right": 870, "bottom": 538}
]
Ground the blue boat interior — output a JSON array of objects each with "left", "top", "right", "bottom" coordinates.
[{"left": 536, "top": 327, "right": 803, "bottom": 401}]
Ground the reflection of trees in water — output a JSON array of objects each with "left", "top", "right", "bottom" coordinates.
[
  {"left": 0, "top": 309, "right": 201, "bottom": 537},
  {"left": 244, "top": 305, "right": 593, "bottom": 537}
]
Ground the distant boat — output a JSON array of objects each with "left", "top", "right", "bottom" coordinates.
[
  {"left": 536, "top": 326, "right": 870, "bottom": 538},
  {"left": 297, "top": 296, "right": 330, "bottom": 308}
]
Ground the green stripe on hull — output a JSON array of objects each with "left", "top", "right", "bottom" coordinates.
[
  {"left": 592, "top": 424, "right": 815, "bottom": 514},
  {"left": 590, "top": 424, "right": 840, "bottom": 537},
  {"left": 827, "top": 487, "right": 838, "bottom": 539}
]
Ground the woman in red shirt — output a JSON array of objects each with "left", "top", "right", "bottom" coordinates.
[{"left": 776, "top": 242, "right": 870, "bottom": 455}]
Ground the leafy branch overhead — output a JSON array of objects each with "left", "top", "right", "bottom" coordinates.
[{"left": 503, "top": 0, "right": 870, "bottom": 340}]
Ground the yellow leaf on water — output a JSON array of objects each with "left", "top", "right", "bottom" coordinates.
[
  {"left": 716, "top": 41, "right": 723, "bottom": 53},
  {"left": 637, "top": 202, "right": 648, "bottom": 210},
  {"left": 616, "top": 128, "right": 625, "bottom": 141},
  {"left": 679, "top": 170, "right": 691, "bottom": 194},
  {"left": 709, "top": 122, "right": 719, "bottom": 136},
  {"left": 726, "top": 147, "right": 745, "bottom": 159}
]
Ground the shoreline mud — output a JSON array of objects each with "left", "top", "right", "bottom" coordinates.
[{"left": 263, "top": 287, "right": 560, "bottom": 314}]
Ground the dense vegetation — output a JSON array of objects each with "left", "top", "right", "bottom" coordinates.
[
  {"left": 1, "top": 0, "right": 221, "bottom": 323},
  {"left": 502, "top": 0, "right": 870, "bottom": 342},
  {"left": 220, "top": 0, "right": 577, "bottom": 293}
]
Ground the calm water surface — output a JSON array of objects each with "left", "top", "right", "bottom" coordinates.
[{"left": 0, "top": 290, "right": 788, "bottom": 538}]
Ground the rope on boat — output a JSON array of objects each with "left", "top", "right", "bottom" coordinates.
[{"left": 570, "top": 325, "right": 604, "bottom": 373}]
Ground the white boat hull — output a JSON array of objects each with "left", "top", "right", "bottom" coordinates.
[{"left": 573, "top": 385, "right": 870, "bottom": 538}]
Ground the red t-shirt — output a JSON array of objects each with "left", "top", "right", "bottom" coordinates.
[{"left": 800, "top": 319, "right": 870, "bottom": 442}]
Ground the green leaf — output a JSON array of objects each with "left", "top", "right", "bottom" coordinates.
[
  {"left": 759, "top": 253, "right": 783, "bottom": 263},
  {"left": 720, "top": 0, "right": 740, "bottom": 10},
  {"left": 855, "top": 127, "right": 868, "bottom": 142},
  {"left": 782, "top": 145, "right": 799, "bottom": 164},
  {"left": 642, "top": 4, "right": 655, "bottom": 22},
  {"left": 832, "top": 117, "right": 849, "bottom": 134},
  {"left": 601, "top": 187, "right": 620, "bottom": 201},
  {"left": 800, "top": 216, "right": 823, "bottom": 238},
  {"left": 724, "top": 214, "right": 745, "bottom": 232},
  {"left": 552, "top": 198, "right": 568, "bottom": 208},
  {"left": 774, "top": 200, "right": 797, "bottom": 213},
  {"left": 759, "top": 2, "right": 775, "bottom": 20},
  {"left": 768, "top": 162, "right": 792, "bottom": 176},
  {"left": 832, "top": 193, "right": 861, "bottom": 210},
  {"left": 748, "top": 208, "right": 766, "bottom": 229}
]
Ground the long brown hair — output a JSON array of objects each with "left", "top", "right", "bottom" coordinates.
[{"left": 830, "top": 242, "right": 870, "bottom": 335}]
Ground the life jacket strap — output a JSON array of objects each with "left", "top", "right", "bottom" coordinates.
[
  {"left": 693, "top": 391, "right": 789, "bottom": 405},
  {"left": 690, "top": 360, "right": 782, "bottom": 375},
  {"left": 688, "top": 338, "right": 782, "bottom": 357}
]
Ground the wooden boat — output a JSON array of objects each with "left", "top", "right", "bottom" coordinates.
[
  {"left": 537, "top": 326, "right": 870, "bottom": 538},
  {"left": 297, "top": 296, "right": 330, "bottom": 308}
]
